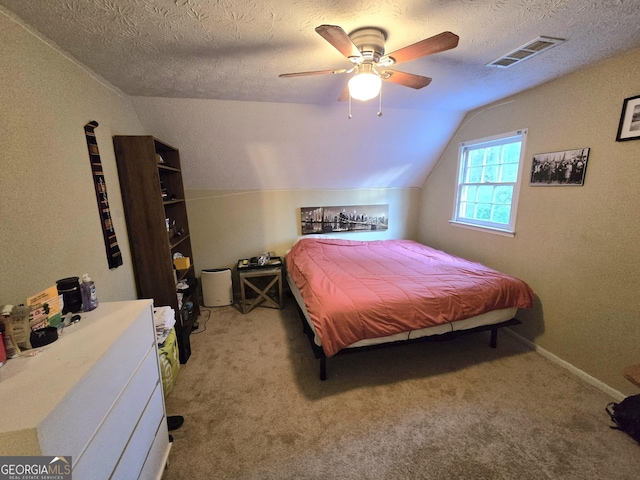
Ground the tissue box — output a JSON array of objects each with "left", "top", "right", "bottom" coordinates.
[{"left": 173, "top": 257, "right": 191, "bottom": 270}]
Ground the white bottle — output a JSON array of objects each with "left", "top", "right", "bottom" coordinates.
[{"left": 81, "top": 274, "right": 99, "bottom": 312}]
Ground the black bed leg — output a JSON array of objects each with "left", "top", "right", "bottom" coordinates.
[
  {"left": 490, "top": 328, "right": 498, "bottom": 348},
  {"left": 319, "top": 356, "right": 327, "bottom": 381}
]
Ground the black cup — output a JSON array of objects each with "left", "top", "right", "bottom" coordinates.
[{"left": 56, "top": 277, "right": 83, "bottom": 314}]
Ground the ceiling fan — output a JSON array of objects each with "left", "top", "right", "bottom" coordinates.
[{"left": 279, "top": 25, "right": 459, "bottom": 103}]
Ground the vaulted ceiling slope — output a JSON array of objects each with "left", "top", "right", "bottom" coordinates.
[
  {"left": 2, "top": 0, "right": 639, "bottom": 110},
  {"left": 2, "top": 1, "right": 640, "bottom": 190}
]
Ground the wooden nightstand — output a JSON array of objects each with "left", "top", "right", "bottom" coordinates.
[{"left": 238, "top": 264, "right": 283, "bottom": 314}]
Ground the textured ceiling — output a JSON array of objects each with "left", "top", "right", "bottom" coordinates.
[
  {"left": 3, "top": 0, "right": 640, "bottom": 191},
  {"left": 2, "top": 0, "right": 640, "bottom": 111}
]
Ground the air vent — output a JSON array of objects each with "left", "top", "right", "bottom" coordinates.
[{"left": 487, "top": 36, "right": 565, "bottom": 68}]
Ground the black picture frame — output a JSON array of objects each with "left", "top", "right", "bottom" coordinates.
[
  {"left": 529, "top": 148, "right": 590, "bottom": 186},
  {"left": 616, "top": 94, "right": 640, "bottom": 142}
]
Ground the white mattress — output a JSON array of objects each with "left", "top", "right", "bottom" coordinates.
[{"left": 287, "top": 271, "right": 517, "bottom": 351}]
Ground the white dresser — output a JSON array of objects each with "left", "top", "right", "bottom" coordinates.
[{"left": 0, "top": 300, "right": 170, "bottom": 479}]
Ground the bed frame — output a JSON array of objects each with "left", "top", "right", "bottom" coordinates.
[{"left": 292, "top": 301, "right": 521, "bottom": 381}]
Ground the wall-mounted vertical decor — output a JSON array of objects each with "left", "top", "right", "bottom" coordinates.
[
  {"left": 83, "top": 121, "right": 123, "bottom": 269},
  {"left": 301, "top": 204, "right": 389, "bottom": 235}
]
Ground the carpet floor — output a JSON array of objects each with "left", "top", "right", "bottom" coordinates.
[{"left": 162, "top": 299, "right": 640, "bottom": 479}]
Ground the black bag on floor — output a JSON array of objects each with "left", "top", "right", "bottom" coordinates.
[{"left": 607, "top": 394, "right": 640, "bottom": 443}]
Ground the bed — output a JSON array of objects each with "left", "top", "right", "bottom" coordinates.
[{"left": 286, "top": 238, "right": 534, "bottom": 380}]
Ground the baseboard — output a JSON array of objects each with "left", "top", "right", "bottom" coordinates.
[{"left": 504, "top": 328, "right": 626, "bottom": 402}]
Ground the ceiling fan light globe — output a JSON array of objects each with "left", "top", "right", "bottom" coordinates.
[{"left": 348, "top": 73, "right": 382, "bottom": 101}]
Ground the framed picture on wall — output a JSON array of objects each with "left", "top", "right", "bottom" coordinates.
[
  {"left": 301, "top": 204, "right": 388, "bottom": 235},
  {"left": 616, "top": 94, "right": 640, "bottom": 142},
  {"left": 529, "top": 148, "right": 590, "bottom": 186}
]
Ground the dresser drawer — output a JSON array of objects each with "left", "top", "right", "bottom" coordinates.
[
  {"left": 72, "top": 345, "right": 159, "bottom": 479},
  {"left": 0, "top": 301, "right": 168, "bottom": 479},
  {"left": 112, "top": 383, "right": 166, "bottom": 480},
  {"left": 38, "top": 305, "right": 155, "bottom": 459},
  {"left": 138, "top": 417, "right": 170, "bottom": 480}
]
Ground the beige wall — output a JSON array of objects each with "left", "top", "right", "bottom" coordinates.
[
  {"left": 0, "top": 5, "right": 421, "bottom": 305},
  {"left": 418, "top": 47, "right": 640, "bottom": 395},
  {"left": 0, "top": 8, "right": 144, "bottom": 305},
  {"left": 185, "top": 188, "right": 420, "bottom": 271},
  {"left": 130, "top": 96, "right": 426, "bottom": 288},
  {"left": 4, "top": 3, "right": 639, "bottom": 396},
  {"left": 129, "top": 97, "right": 463, "bottom": 192}
]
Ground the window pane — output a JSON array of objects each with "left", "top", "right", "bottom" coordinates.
[
  {"left": 491, "top": 205, "right": 511, "bottom": 224},
  {"left": 503, "top": 142, "right": 521, "bottom": 160},
  {"left": 466, "top": 167, "right": 484, "bottom": 183},
  {"left": 468, "top": 150, "right": 484, "bottom": 166},
  {"left": 477, "top": 185, "right": 494, "bottom": 203},
  {"left": 484, "top": 146, "right": 501, "bottom": 165},
  {"left": 466, "top": 166, "right": 483, "bottom": 183},
  {"left": 483, "top": 165, "right": 498, "bottom": 182},
  {"left": 466, "top": 185, "right": 477, "bottom": 201},
  {"left": 460, "top": 186, "right": 468, "bottom": 202},
  {"left": 493, "top": 186, "right": 513, "bottom": 205},
  {"left": 458, "top": 202, "right": 471, "bottom": 218},
  {"left": 500, "top": 163, "right": 518, "bottom": 182},
  {"left": 453, "top": 129, "right": 526, "bottom": 233},
  {"left": 476, "top": 204, "right": 491, "bottom": 220}
]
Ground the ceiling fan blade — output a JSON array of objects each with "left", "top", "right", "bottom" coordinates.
[
  {"left": 338, "top": 85, "right": 350, "bottom": 102},
  {"left": 279, "top": 68, "right": 349, "bottom": 78},
  {"left": 315, "top": 25, "right": 362, "bottom": 60},
  {"left": 384, "top": 31, "right": 459, "bottom": 65},
  {"left": 382, "top": 70, "right": 432, "bottom": 89}
]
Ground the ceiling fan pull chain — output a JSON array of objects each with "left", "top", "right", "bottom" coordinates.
[
  {"left": 348, "top": 94, "right": 353, "bottom": 119},
  {"left": 377, "top": 85, "right": 383, "bottom": 117}
]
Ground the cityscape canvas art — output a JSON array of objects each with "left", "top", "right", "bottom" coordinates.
[{"left": 301, "top": 204, "right": 389, "bottom": 235}]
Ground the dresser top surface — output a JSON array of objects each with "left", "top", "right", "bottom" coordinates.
[{"left": 0, "top": 300, "right": 153, "bottom": 434}]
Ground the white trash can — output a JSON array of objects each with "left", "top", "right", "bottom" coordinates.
[{"left": 201, "top": 268, "right": 233, "bottom": 307}]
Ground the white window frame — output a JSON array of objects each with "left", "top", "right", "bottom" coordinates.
[{"left": 450, "top": 129, "right": 528, "bottom": 236}]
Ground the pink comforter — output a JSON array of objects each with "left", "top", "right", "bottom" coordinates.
[{"left": 286, "top": 238, "right": 534, "bottom": 357}]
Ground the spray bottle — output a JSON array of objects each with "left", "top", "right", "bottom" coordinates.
[{"left": 80, "top": 274, "right": 99, "bottom": 312}]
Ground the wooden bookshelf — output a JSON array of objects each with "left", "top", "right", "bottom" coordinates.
[{"left": 113, "top": 135, "right": 200, "bottom": 363}]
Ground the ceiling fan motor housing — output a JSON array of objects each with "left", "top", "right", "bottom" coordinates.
[{"left": 349, "top": 27, "right": 386, "bottom": 63}]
